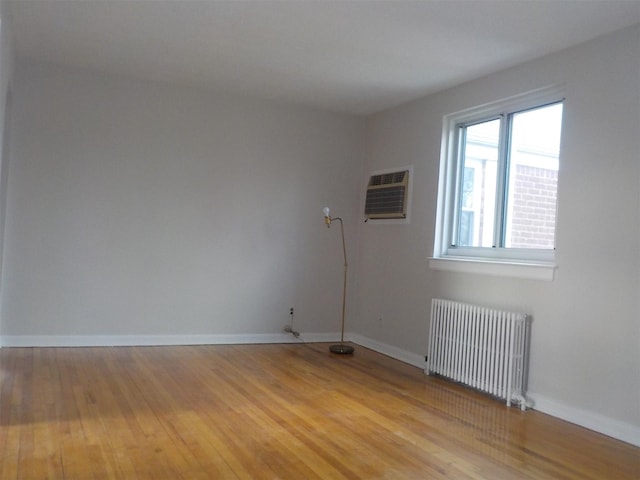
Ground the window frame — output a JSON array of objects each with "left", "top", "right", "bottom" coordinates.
[{"left": 430, "top": 86, "right": 565, "bottom": 281}]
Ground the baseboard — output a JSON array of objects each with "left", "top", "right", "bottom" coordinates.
[
  {"left": 348, "top": 333, "right": 428, "bottom": 369},
  {"left": 528, "top": 393, "right": 640, "bottom": 447},
  {"left": 301, "top": 332, "right": 341, "bottom": 343},
  {"left": 0, "top": 332, "right": 341, "bottom": 347}
]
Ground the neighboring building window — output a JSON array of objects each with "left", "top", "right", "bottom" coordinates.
[{"left": 431, "top": 86, "right": 564, "bottom": 279}]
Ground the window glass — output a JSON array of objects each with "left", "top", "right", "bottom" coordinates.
[
  {"left": 505, "top": 103, "right": 563, "bottom": 249},
  {"left": 454, "top": 103, "right": 563, "bottom": 251},
  {"left": 458, "top": 118, "right": 500, "bottom": 247}
]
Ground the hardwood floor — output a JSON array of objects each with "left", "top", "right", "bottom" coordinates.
[{"left": 0, "top": 343, "right": 638, "bottom": 479}]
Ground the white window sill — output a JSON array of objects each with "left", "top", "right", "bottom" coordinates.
[{"left": 429, "top": 256, "right": 556, "bottom": 281}]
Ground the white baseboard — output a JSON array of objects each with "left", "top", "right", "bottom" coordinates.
[
  {"left": 528, "top": 393, "right": 640, "bottom": 447},
  {"left": 0, "top": 332, "right": 341, "bottom": 348},
  {"left": 301, "top": 332, "right": 342, "bottom": 343},
  {"left": 348, "top": 333, "right": 428, "bottom": 369}
]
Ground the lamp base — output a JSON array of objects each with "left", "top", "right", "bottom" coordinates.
[{"left": 329, "top": 344, "right": 354, "bottom": 355}]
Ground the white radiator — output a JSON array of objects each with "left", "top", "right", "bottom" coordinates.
[{"left": 426, "top": 298, "right": 530, "bottom": 410}]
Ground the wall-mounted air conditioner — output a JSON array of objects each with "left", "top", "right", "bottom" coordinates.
[{"left": 364, "top": 166, "right": 412, "bottom": 222}]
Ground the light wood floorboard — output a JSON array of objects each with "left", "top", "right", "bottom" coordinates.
[{"left": 0, "top": 343, "right": 638, "bottom": 479}]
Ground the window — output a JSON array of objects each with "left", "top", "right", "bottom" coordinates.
[{"left": 431, "top": 87, "right": 564, "bottom": 280}]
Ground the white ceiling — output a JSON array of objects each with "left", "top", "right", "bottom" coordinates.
[{"left": 7, "top": 0, "right": 640, "bottom": 115}]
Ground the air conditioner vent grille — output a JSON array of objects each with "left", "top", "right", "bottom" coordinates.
[
  {"left": 369, "top": 171, "right": 407, "bottom": 186},
  {"left": 365, "top": 187, "right": 406, "bottom": 215}
]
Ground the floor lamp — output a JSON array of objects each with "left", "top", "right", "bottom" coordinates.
[{"left": 323, "top": 207, "right": 354, "bottom": 355}]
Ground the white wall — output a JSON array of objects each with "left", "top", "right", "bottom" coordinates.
[
  {"left": 356, "top": 25, "right": 640, "bottom": 444},
  {"left": 0, "top": 60, "right": 365, "bottom": 342},
  {"left": 0, "top": 0, "right": 14, "bottom": 335}
]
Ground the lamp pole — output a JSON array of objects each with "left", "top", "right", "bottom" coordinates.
[{"left": 323, "top": 207, "right": 354, "bottom": 355}]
